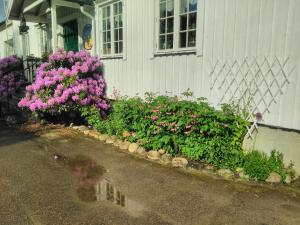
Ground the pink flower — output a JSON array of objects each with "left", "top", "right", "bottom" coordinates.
[{"left": 151, "top": 116, "right": 159, "bottom": 121}]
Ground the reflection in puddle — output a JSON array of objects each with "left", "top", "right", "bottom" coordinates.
[
  {"left": 54, "top": 154, "right": 145, "bottom": 216},
  {"left": 95, "top": 179, "right": 126, "bottom": 207}
]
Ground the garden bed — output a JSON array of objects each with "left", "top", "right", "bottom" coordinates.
[{"left": 16, "top": 49, "right": 297, "bottom": 184}]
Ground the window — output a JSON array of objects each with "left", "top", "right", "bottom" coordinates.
[
  {"left": 157, "top": 0, "right": 198, "bottom": 53},
  {"left": 99, "top": 1, "right": 123, "bottom": 56}
]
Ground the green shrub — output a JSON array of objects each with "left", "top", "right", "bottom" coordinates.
[
  {"left": 243, "top": 150, "right": 293, "bottom": 181},
  {"left": 82, "top": 94, "right": 250, "bottom": 169}
]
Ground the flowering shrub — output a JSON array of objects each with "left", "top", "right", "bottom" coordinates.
[
  {"left": 83, "top": 93, "right": 250, "bottom": 169},
  {"left": 18, "top": 49, "right": 109, "bottom": 116},
  {"left": 0, "top": 56, "right": 24, "bottom": 97}
]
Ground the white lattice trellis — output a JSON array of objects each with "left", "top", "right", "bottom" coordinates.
[{"left": 209, "top": 56, "right": 296, "bottom": 138}]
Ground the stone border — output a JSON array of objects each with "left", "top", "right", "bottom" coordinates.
[{"left": 71, "top": 125, "right": 298, "bottom": 184}]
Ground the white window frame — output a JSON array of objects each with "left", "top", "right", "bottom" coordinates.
[
  {"left": 154, "top": 0, "right": 204, "bottom": 56},
  {"left": 96, "top": 0, "right": 125, "bottom": 59}
]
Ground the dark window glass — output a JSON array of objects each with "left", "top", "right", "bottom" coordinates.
[
  {"left": 188, "top": 31, "right": 196, "bottom": 47},
  {"left": 180, "top": 32, "right": 187, "bottom": 48},
  {"left": 167, "top": 18, "right": 174, "bottom": 33},
  {"left": 180, "top": 0, "right": 188, "bottom": 13},
  {"left": 160, "top": 19, "right": 166, "bottom": 34},
  {"left": 159, "top": 35, "right": 166, "bottom": 49},
  {"left": 180, "top": 15, "right": 187, "bottom": 31},
  {"left": 188, "top": 13, "right": 197, "bottom": 29},
  {"left": 160, "top": 1, "right": 166, "bottom": 18},
  {"left": 167, "top": 34, "right": 173, "bottom": 49},
  {"left": 189, "top": 0, "right": 197, "bottom": 12}
]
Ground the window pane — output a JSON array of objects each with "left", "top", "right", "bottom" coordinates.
[
  {"left": 159, "top": 35, "right": 166, "bottom": 49},
  {"left": 119, "top": 15, "right": 123, "bottom": 27},
  {"left": 188, "top": 31, "right": 196, "bottom": 47},
  {"left": 189, "top": 0, "right": 197, "bottom": 12},
  {"left": 103, "top": 43, "right": 107, "bottom": 53},
  {"left": 180, "top": 0, "right": 188, "bottom": 13},
  {"left": 114, "top": 29, "right": 119, "bottom": 40},
  {"left": 166, "top": 34, "right": 173, "bottom": 49},
  {"left": 114, "top": 16, "right": 119, "bottom": 28},
  {"left": 160, "top": 19, "right": 166, "bottom": 34},
  {"left": 180, "top": 32, "right": 187, "bottom": 48},
  {"left": 160, "top": 1, "right": 166, "bottom": 18},
  {"left": 107, "top": 43, "right": 111, "bottom": 54},
  {"left": 115, "top": 42, "right": 119, "bottom": 53},
  {"left": 107, "top": 6, "right": 111, "bottom": 16},
  {"left": 119, "top": 2, "right": 123, "bottom": 14},
  {"left": 102, "top": 20, "right": 106, "bottom": 31},
  {"left": 167, "top": 18, "right": 174, "bottom": 33},
  {"left": 188, "top": 13, "right": 197, "bottom": 29},
  {"left": 114, "top": 3, "right": 118, "bottom": 15},
  {"left": 180, "top": 15, "right": 187, "bottom": 31},
  {"left": 103, "top": 7, "right": 107, "bottom": 17},
  {"left": 107, "top": 31, "right": 111, "bottom": 42},
  {"left": 119, "top": 41, "right": 123, "bottom": 53},
  {"left": 166, "top": 0, "right": 174, "bottom": 17},
  {"left": 119, "top": 29, "right": 123, "bottom": 40},
  {"left": 107, "top": 19, "right": 111, "bottom": 30},
  {"left": 103, "top": 32, "right": 107, "bottom": 42}
]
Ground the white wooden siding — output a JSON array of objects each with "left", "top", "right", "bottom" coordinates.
[{"left": 98, "top": 0, "right": 300, "bottom": 131}]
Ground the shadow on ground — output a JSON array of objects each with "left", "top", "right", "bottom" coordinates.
[{"left": 0, "top": 123, "right": 36, "bottom": 148}]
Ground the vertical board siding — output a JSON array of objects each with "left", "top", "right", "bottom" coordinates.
[{"left": 100, "top": 0, "right": 300, "bottom": 131}]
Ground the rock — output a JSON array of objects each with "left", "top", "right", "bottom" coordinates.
[
  {"left": 119, "top": 141, "right": 130, "bottom": 150},
  {"left": 106, "top": 137, "right": 115, "bottom": 144},
  {"left": 266, "top": 172, "right": 281, "bottom": 183},
  {"left": 158, "top": 149, "right": 166, "bottom": 155},
  {"left": 72, "top": 126, "right": 79, "bottom": 130},
  {"left": 113, "top": 139, "right": 123, "bottom": 147},
  {"left": 161, "top": 154, "right": 172, "bottom": 164},
  {"left": 172, "top": 157, "right": 188, "bottom": 168},
  {"left": 238, "top": 171, "right": 249, "bottom": 180},
  {"left": 285, "top": 175, "right": 292, "bottom": 184},
  {"left": 205, "top": 165, "right": 214, "bottom": 170},
  {"left": 137, "top": 147, "right": 146, "bottom": 155},
  {"left": 78, "top": 125, "right": 89, "bottom": 132},
  {"left": 99, "top": 134, "right": 109, "bottom": 141},
  {"left": 217, "top": 169, "right": 234, "bottom": 179},
  {"left": 147, "top": 151, "right": 161, "bottom": 160},
  {"left": 89, "top": 130, "right": 100, "bottom": 138},
  {"left": 128, "top": 143, "right": 139, "bottom": 153},
  {"left": 40, "top": 119, "right": 47, "bottom": 125},
  {"left": 83, "top": 130, "right": 90, "bottom": 135}
]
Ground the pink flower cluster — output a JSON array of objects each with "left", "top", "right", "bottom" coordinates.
[
  {"left": 0, "top": 56, "right": 23, "bottom": 97},
  {"left": 18, "top": 49, "right": 109, "bottom": 113}
]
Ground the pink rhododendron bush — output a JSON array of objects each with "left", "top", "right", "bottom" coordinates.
[
  {"left": 0, "top": 56, "right": 24, "bottom": 97},
  {"left": 18, "top": 49, "right": 110, "bottom": 119}
]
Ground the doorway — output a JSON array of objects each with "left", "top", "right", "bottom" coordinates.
[{"left": 63, "top": 20, "right": 79, "bottom": 52}]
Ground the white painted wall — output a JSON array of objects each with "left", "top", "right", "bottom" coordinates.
[{"left": 96, "top": 0, "right": 300, "bottom": 131}]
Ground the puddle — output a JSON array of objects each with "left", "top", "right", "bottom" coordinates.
[{"left": 53, "top": 154, "right": 145, "bottom": 216}]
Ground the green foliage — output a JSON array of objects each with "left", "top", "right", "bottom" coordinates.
[
  {"left": 243, "top": 150, "right": 293, "bottom": 181},
  {"left": 82, "top": 93, "right": 251, "bottom": 169}
]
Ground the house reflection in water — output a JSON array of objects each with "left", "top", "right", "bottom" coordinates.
[
  {"left": 95, "top": 179, "right": 126, "bottom": 207},
  {"left": 94, "top": 179, "right": 145, "bottom": 217},
  {"left": 54, "top": 153, "right": 145, "bottom": 216}
]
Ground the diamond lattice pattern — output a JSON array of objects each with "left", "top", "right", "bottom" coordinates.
[{"left": 209, "top": 56, "right": 295, "bottom": 138}]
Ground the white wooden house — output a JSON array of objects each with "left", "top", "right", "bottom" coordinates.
[{"left": 1, "top": 0, "right": 300, "bottom": 171}]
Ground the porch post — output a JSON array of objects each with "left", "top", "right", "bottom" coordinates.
[{"left": 51, "top": 0, "right": 57, "bottom": 51}]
